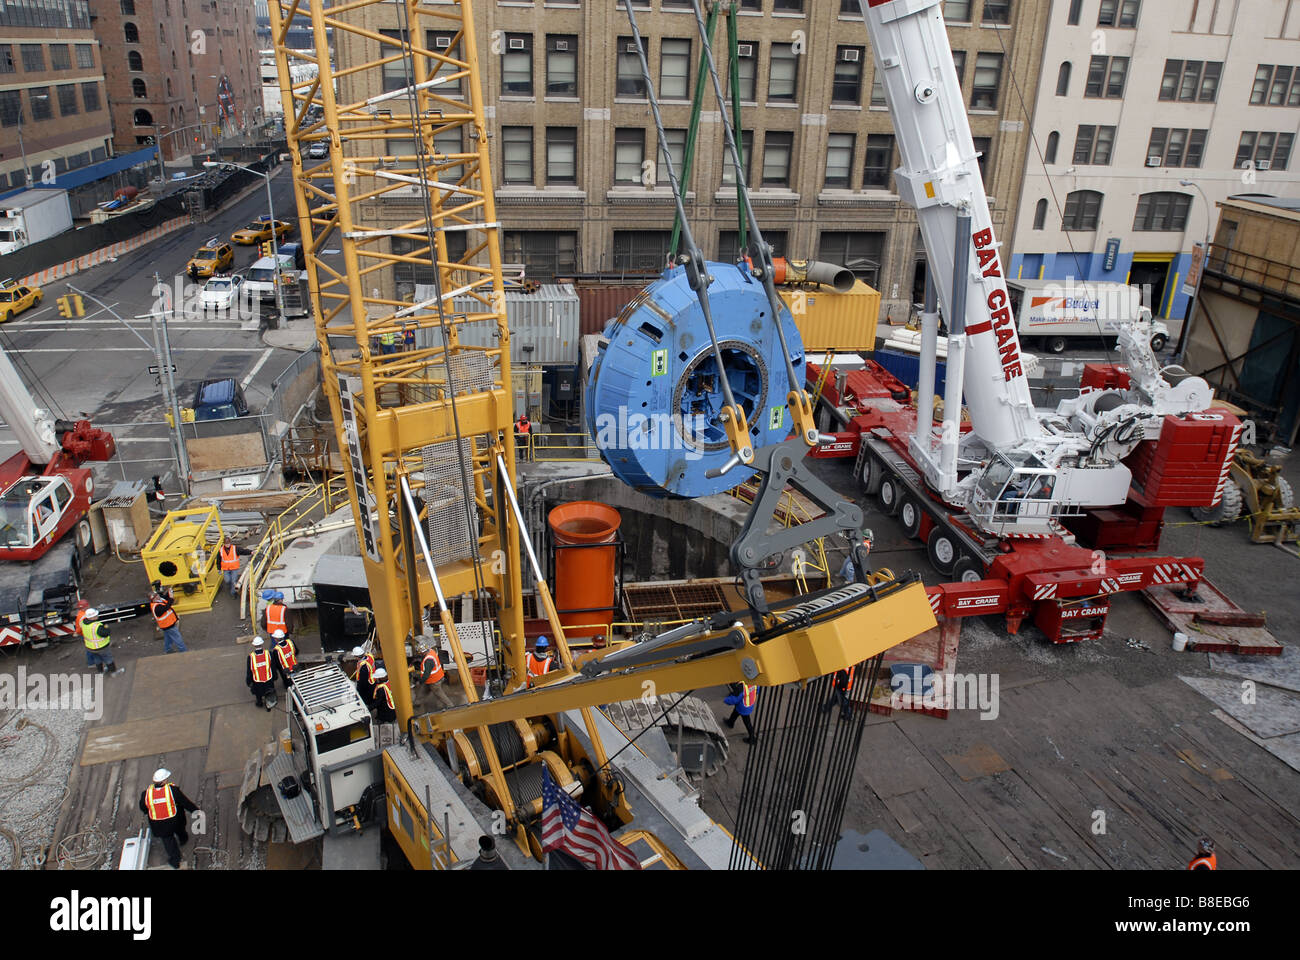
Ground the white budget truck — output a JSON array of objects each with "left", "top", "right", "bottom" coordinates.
[{"left": 1006, "top": 279, "right": 1171, "bottom": 354}]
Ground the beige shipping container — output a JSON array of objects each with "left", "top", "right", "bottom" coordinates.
[{"left": 792, "top": 281, "right": 881, "bottom": 353}]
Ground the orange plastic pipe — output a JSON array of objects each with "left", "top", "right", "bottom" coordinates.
[{"left": 548, "top": 502, "right": 621, "bottom": 641}]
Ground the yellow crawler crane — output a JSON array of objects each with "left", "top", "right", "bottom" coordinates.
[{"left": 269, "top": 0, "right": 937, "bottom": 868}]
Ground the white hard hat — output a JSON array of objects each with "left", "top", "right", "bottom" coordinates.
[
  {"left": 252, "top": 636, "right": 264, "bottom": 647},
  {"left": 84, "top": 607, "right": 99, "bottom": 619},
  {"left": 350, "top": 646, "right": 364, "bottom": 657},
  {"left": 374, "top": 667, "right": 387, "bottom": 679},
  {"left": 271, "top": 629, "right": 286, "bottom": 639},
  {"left": 153, "top": 768, "right": 170, "bottom": 783}
]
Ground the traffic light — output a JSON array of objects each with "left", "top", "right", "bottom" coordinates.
[
  {"left": 260, "top": 241, "right": 272, "bottom": 258},
  {"left": 57, "top": 296, "right": 71, "bottom": 318},
  {"left": 57, "top": 295, "right": 86, "bottom": 317},
  {"left": 73, "top": 295, "right": 84, "bottom": 316}
]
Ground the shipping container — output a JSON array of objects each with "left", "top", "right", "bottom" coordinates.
[
  {"left": 575, "top": 285, "right": 646, "bottom": 337},
  {"left": 792, "top": 280, "right": 881, "bottom": 353},
  {"left": 415, "top": 282, "right": 580, "bottom": 366}
]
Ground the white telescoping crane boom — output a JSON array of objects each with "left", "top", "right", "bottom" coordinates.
[{"left": 0, "top": 346, "right": 62, "bottom": 466}]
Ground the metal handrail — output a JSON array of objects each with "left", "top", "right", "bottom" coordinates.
[{"left": 1205, "top": 242, "right": 1300, "bottom": 298}]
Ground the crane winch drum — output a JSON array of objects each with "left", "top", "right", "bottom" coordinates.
[{"left": 585, "top": 261, "right": 805, "bottom": 498}]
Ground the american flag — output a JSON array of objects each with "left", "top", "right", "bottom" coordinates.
[{"left": 539, "top": 767, "right": 641, "bottom": 870}]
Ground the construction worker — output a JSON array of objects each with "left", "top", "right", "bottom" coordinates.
[
  {"left": 822, "top": 664, "right": 856, "bottom": 722},
  {"left": 402, "top": 323, "right": 416, "bottom": 351},
  {"left": 150, "top": 475, "right": 167, "bottom": 510},
  {"left": 413, "top": 637, "right": 454, "bottom": 712},
  {"left": 73, "top": 598, "right": 91, "bottom": 636},
  {"left": 723, "top": 682, "right": 759, "bottom": 745},
  {"left": 262, "top": 589, "right": 289, "bottom": 637},
  {"left": 271, "top": 629, "right": 297, "bottom": 690},
  {"left": 1188, "top": 836, "right": 1218, "bottom": 870},
  {"left": 371, "top": 666, "right": 396, "bottom": 724},
  {"left": 525, "top": 636, "right": 554, "bottom": 684},
  {"left": 150, "top": 588, "right": 188, "bottom": 653},
  {"left": 81, "top": 608, "right": 121, "bottom": 675},
  {"left": 350, "top": 645, "right": 376, "bottom": 707},
  {"left": 515, "top": 414, "right": 531, "bottom": 439},
  {"left": 380, "top": 330, "right": 398, "bottom": 355},
  {"left": 246, "top": 637, "right": 276, "bottom": 710},
  {"left": 138, "top": 768, "right": 198, "bottom": 870},
  {"left": 218, "top": 535, "right": 243, "bottom": 598}
]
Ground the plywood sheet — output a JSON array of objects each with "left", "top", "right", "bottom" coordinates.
[
  {"left": 205, "top": 703, "right": 281, "bottom": 775},
  {"left": 80, "top": 709, "right": 211, "bottom": 766},
  {"left": 126, "top": 647, "right": 251, "bottom": 721},
  {"left": 1181, "top": 676, "right": 1300, "bottom": 739},
  {"left": 186, "top": 433, "right": 267, "bottom": 472},
  {"left": 942, "top": 742, "right": 1012, "bottom": 781}
]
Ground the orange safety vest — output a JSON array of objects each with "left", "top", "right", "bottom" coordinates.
[
  {"left": 249, "top": 649, "right": 273, "bottom": 683},
  {"left": 219, "top": 543, "right": 239, "bottom": 571},
  {"left": 355, "top": 654, "right": 375, "bottom": 684},
  {"left": 1188, "top": 853, "right": 1218, "bottom": 870},
  {"left": 526, "top": 651, "right": 553, "bottom": 677},
  {"left": 151, "top": 600, "right": 178, "bottom": 630},
  {"left": 422, "top": 650, "right": 445, "bottom": 684},
  {"left": 275, "top": 639, "right": 297, "bottom": 671},
  {"left": 838, "top": 665, "right": 856, "bottom": 692},
  {"left": 374, "top": 680, "right": 394, "bottom": 710},
  {"left": 517, "top": 418, "right": 530, "bottom": 436},
  {"left": 741, "top": 683, "right": 757, "bottom": 708},
  {"left": 146, "top": 783, "right": 177, "bottom": 821},
  {"left": 74, "top": 609, "right": 88, "bottom": 635},
  {"left": 265, "top": 603, "right": 287, "bottom": 634}
]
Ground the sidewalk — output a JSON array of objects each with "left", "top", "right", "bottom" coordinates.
[{"left": 262, "top": 314, "right": 316, "bottom": 352}]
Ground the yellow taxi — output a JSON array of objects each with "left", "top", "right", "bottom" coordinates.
[
  {"left": 231, "top": 216, "right": 293, "bottom": 246},
  {"left": 0, "top": 280, "right": 43, "bottom": 323},
  {"left": 186, "top": 238, "right": 235, "bottom": 279}
]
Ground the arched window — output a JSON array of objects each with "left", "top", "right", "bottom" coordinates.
[
  {"left": 120, "top": 0, "right": 135, "bottom": 13},
  {"left": 1056, "top": 61, "right": 1071, "bottom": 97},
  {"left": 1062, "top": 190, "right": 1103, "bottom": 231},
  {"left": 1034, "top": 199, "right": 1048, "bottom": 230},
  {"left": 124, "top": 22, "right": 139, "bottom": 43},
  {"left": 169, "top": 107, "right": 177, "bottom": 127},
  {"left": 1045, "top": 131, "right": 1060, "bottom": 165},
  {"left": 171, "top": 50, "right": 177, "bottom": 69},
  {"left": 134, "top": 108, "right": 154, "bottom": 126},
  {"left": 128, "top": 51, "right": 143, "bottom": 71},
  {"left": 167, "top": 77, "right": 174, "bottom": 97},
  {"left": 132, "top": 78, "right": 147, "bottom": 98},
  {"left": 160, "top": 25, "right": 166, "bottom": 46},
  {"left": 1133, "top": 192, "right": 1193, "bottom": 232}
]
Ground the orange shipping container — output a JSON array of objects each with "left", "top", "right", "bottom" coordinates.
[{"left": 791, "top": 280, "right": 882, "bottom": 353}]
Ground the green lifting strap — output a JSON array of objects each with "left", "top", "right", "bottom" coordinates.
[{"left": 669, "top": 2, "right": 721, "bottom": 262}]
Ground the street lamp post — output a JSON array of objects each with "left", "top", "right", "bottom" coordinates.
[
  {"left": 1174, "top": 178, "right": 1214, "bottom": 362},
  {"left": 204, "top": 160, "right": 285, "bottom": 323},
  {"left": 15, "top": 95, "right": 50, "bottom": 188}
]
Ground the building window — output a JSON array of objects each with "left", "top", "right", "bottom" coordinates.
[
  {"left": 434, "top": 127, "right": 464, "bottom": 181},
  {"left": 546, "top": 127, "right": 577, "bottom": 185},
  {"left": 502, "top": 34, "right": 532, "bottom": 96},
  {"left": 614, "top": 128, "right": 645, "bottom": 184},
  {"left": 970, "top": 53, "right": 1003, "bottom": 109},
  {"left": 1044, "top": 131, "right": 1059, "bottom": 164},
  {"left": 121, "top": 0, "right": 136, "bottom": 12},
  {"left": 973, "top": 136, "right": 992, "bottom": 182},
  {"left": 0, "top": 46, "right": 12, "bottom": 74},
  {"left": 20, "top": 44, "right": 45, "bottom": 72},
  {"left": 943, "top": 1, "right": 972, "bottom": 21},
  {"left": 721, "top": 129, "right": 754, "bottom": 186},
  {"left": 982, "top": 1, "right": 1011, "bottom": 25},
  {"left": 546, "top": 35, "right": 577, "bottom": 97},
  {"left": 818, "top": 231, "right": 885, "bottom": 287},
  {"left": 57, "top": 84, "right": 77, "bottom": 116},
  {"left": 772, "top": 0, "right": 804, "bottom": 11},
  {"left": 657, "top": 129, "right": 688, "bottom": 186},
  {"left": 768, "top": 43, "right": 798, "bottom": 102},
  {"left": 128, "top": 51, "right": 144, "bottom": 72},
  {"left": 28, "top": 87, "right": 52, "bottom": 120},
  {"left": 731, "top": 41, "right": 756, "bottom": 102},
  {"left": 1160, "top": 60, "right": 1223, "bottom": 103},
  {"left": 761, "top": 131, "right": 793, "bottom": 188},
  {"left": 1146, "top": 128, "right": 1207, "bottom": 168},
  {"left": 1062, "top": 190, "right": 1102, "bottom": 231},
  {"left": 133, "top": 108, "right": 154, "bottom": 126},
  {"left": 1133, "top": 193, "right": 1191, "bottom": 232},
  {"left": 427, "top": 31, "right": 463, "bottom": 95},
  {"left": 504, "top": 232, "right": 577, "bottom": 282},
  {"left": 870, "top": 73, "right": 886, "bottom": 107},
  {"left": 1073, "top": 125, "right": 1115, "bottom": 165},
  {"left": 1056, "top": 62, "right": 1071, "bottom": 96},
  {"left": 50, "top": 44, "right": 70, "bottom": 71},
  {"left": 1068, "top": 0, "right": 1083, "bottom": 24},
  {"left": 132, "top": 78, "right": 147, "bottom": 99},
  {"left": 501, "top": 127, "right": 533, "bottom": 184},
  {"left": 1085, "top": 56, "right": 1129, "bottom": 98},
  {"left": 719, "top": 230, "right": 786, "bottom": 263},
  {"left": 75, "top": 44, "right": 95, "bottom": 70},
  {"left": 1250, "top": 65, "right": 1300, "bottom": 107},
  {"left": 952, "top": 50, "right": 967, "bottom": 89},
  {"left": 379, "top": 30, "right": 411, "bottom": 93},
  {"left": 838, "top": 0, "right": 861, "bottom": 16},
  {"left": 660, "top": 39, "right": 690, "bottom": 100},
  {"left": 124, "top": 22, "right": 139, "bottom": 43},
  {"left": 1033, "top": 198, "right": 1048, "bottom": 230},
  {"left": 824, "top": 133, "right": 855, "bottom": 189},
  {"left": 617, "top": 37, "right": 648, "bottom": 98},
  {"left": 0, "top": 91, "right": 20, "bottom": 127},
  {"left": 1098, "top": 0, "right": 1140, "bottom": 27},
  {"left": 863, "top": 134, "right": 895, "bottom": 189},
  {"left": 613, "top": 231, "right": 672, "bottom": 272},
  {"left": 833, "top": 47, "right": 864, "bottom": 104},
  {"left": 1235, "top": 131, "right": 1294, "bottom": 171},
  {"left": 81, "top": 82, "right": 101, "bottom": 113}
]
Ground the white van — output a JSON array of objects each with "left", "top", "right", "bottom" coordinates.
[
  {"left": 244, "top": 253, "right": 298, "bottom": 301},
  {"left": 1006, "top": 279, "right": 1171, "bottom": 354}
]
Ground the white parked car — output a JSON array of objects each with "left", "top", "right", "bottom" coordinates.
[
  {"left": 307, "top": 141, "right": 328, "bottom": 160},
  {"left": 201, "top": 275, "right": 244, "bottom": 313}
]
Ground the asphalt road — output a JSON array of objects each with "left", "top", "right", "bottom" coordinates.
[{"left": 0, "top": 170, "right": 304, "bottom": 490}]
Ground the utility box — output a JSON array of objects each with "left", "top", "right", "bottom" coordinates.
[{"left": 96, "top": 481, "right": 152, "bottom": 553}]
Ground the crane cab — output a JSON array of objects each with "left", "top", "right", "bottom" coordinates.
[
  {"left": 0, "top": 471, "right": 87, "bottom": 561},
  {"left": 969, "top": 453, "right": 1072, "bottom": 536}
]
